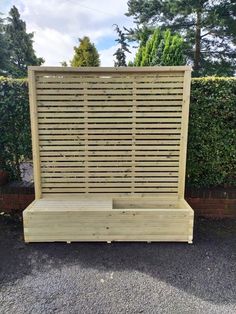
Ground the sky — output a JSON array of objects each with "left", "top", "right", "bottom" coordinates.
[{"left": 0, "top": 0, "right": 137, "bottom": 66}]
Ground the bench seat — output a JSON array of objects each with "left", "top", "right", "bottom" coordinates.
[{"left": 24, "top": 195, "right": 193, "bottom": 243}]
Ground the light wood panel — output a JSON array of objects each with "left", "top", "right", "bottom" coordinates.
[
  {"left": 23, "top": 197, "right": 193, "bottom": 243},
  {"left": 24, "top": 66, "right": 193, "bottom": 243},
  {"left": 27, "top": 66, "right": 192, "bottom": 196}
]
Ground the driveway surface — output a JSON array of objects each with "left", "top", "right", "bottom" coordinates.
[{"left": 0, "top": 215, "right": 235, "bottom": 314}]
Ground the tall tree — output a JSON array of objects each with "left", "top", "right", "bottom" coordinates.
[
  {"left": 0, "top": 16, "right": 9, "bottom": 76},
  {"left": 5, "top": 6, "right": 44, "bottom": 78},
  {"left": 126, "top": 0, "right": 236, "bottom": 76},
  {"left": 71, "top": 36, "right": 100, "bottom": 67},
  {"left": 133, "top": 28, "right": 185, "bottom": 66},
  {"left": 113, "top": 24, "right": 131, "bottom": 67}
]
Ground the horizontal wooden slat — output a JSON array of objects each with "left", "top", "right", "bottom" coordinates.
[
  {"left": 38, "top": 112, "right": 182, "bottom": 118},
  {"left": 41, "top": 188, "right": 178, "bottom": 193},
  {"left": 38, "top": 123, "right": 182, "bottom": 129},
  {"left": 37, "top": 94, "right": 183, "bottom": 101},
  {"left": 32, "top": 67, "right": 188, "bottom": 195},
  {"left": 36, "top": 88, "right": 183, "bottom": 95},
  {"left": 39, "top": 151, "right": 179, "bottom": 157},
  {"left": 41, "top": 172, "right": 178, "bottom": 177},
  {"left": 37, "top": 82, "right": 184, "bottom": 89},
  {"left": 36, "top": 76, "right": 185, "bottom": 83},
  {"left": 38, "top": 130, "right": 181, "bottom": 137},
  {"left": 40, "top": 161, "right": 179, "bottom": 166},
  {"left": 40, "top": 155, "right": 179, "bottom": 162},
  {"left": 38, "top": 118, "right": 182, "bottom": 123},
  {"left": 38, "top": 135, "right": 180, "bottom": 141},
  {"left": 39, "top": 145, "right": 180, "bottom": 151},
  {"left": 38, "top": 106, "right": 182, "bottom": 112},
  {"left": 37, "top": 100, "right": 183, "bottom": 106},
  {"left": 42, "top": 181, "right": 178, "bottom": 187}
]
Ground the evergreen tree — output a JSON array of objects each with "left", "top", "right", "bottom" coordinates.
[
  {"left": 133, "top": 28, "right": 185, "bottom": 66},
  {"left": 0, "top": 16, "right": 9, "bottom": 76},
  {"left": 126, "top": 0, "right": 236, "bottom": 76},
  {"left": 113, "top": 24, "right": 131, "bottom": 67},
  {"left": 5, "top": 6, "right": 44, "bottom": 78},
  {"left": 70, "top": 36, "right": 100, "bottom": 67},
  {"left": 60, "top": 61, "right": 68, "bottom": 67},
  {"left": 132, "top": 26, "right": 151, "bottom": 66}
]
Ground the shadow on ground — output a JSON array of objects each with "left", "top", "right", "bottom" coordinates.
[{"left": 0, "top": 214, "right": 235, "bottom": 306}]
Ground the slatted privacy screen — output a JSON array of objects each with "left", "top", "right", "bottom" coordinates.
[{"left": 29, "top": 66, "right": 191, "bottom": 197}]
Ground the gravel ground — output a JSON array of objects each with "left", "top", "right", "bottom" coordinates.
[{"left": 0, "top": 215, "right": 235, "bottom": 314}]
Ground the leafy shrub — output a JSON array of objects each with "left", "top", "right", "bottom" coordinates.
[
  {"left": 0, "top": 76, "right": 235, "bottom": 187},
  {"left": 0, "top": 77, "right": 31, "bottom": 180},
  {"left": 186, "top": 77, "right": 236, "bottom": 188}
]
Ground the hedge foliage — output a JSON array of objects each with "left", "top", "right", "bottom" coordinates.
[
  {"left": 0, "top": 77, "right": 31, "bottom": 180},
  {"left": 0, "top": 76, "right": 235, "bottom": 187},
  {"left": 187, "top": 77, "right": 236, "bottom": 187}
]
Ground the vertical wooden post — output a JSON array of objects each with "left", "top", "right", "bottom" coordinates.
[
  {"left": 84, "top": 82, "right": 89, "bottom": 194},
  {"left": 178, "top": 69, "right": 192, "bottom": 198},
  {"left": 131, "top": 80, "right": 137, "bottom": 194},
  {"left": 28, "top": 68, "right": 41, "bottom": 199}
]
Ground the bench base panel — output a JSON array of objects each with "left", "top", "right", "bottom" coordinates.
[{"left": 23, "top": 197, "right": 194, "bottom": 243}]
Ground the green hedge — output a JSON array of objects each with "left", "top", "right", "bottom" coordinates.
[
  {"left": 0, "top": 77, "right": 31, "bottom": 180},
  {"left": 187, "top": 77, "right": 236, "bottom": 187},
  {"left": 0, "top": 76, "right": 235, "bottom": 187}
]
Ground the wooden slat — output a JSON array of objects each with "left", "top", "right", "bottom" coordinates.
[
  {"left": 178, "top": 69, "right": 191, "bottom": 198},
  {"left": 32, "top": 65, "right": 190, "bottom": 71},
  {"left": 38, "top": 123, "right": 182, "bottom": 129},
  {"left": 28, "top": 68, "right": 41, "bottom": 199},
  {"left": 36, "top": 88, "right": 183, "bottom": 95},
  {"left": 37, "top": 94, "right": 183, "bottom": 101},
  {"left": 37, "top": 100, "right": 183, "bottom": 106},
  {"left": 39, "top": 150, "right": 179, "bottom": 156},
  {"left": 27, "top": 67, "right": 192, "bottom": 197},
  {"left": 37, "top": 82, "right": 184, "bottom": 89},
  {"left": 40, "top": 155, "right": 179, "bottom": 162},
  {"left": 39, "top": 145, "right": 181, "bottom": 151},
  {"left": 41, "top": 172, "right": 178, "bottom": 178}
]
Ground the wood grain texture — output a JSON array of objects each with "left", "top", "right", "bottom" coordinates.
[
  {"left": 24, "top": 197, "right": 193, "bottom": 242},
  {"left": 24, "top": 66, "right": 193, "bottom": 243},
  {"left": 32, "top": 68, "right": 190, "bottom": 195},
  {"left": 28, "top": 68, "right": 41, "bottom": 199}
]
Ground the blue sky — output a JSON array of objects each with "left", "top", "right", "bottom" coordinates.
[{"left": 0, "top": 0, "right": 136, "bottom": 66}]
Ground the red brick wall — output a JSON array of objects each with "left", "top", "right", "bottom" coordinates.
[
  {"left": 0, "top": 182, "right": 34, "bottom": 213},
  {"left": 186, "top": 187, "right": 236, "bottom": 219},
  {"left": 0, "top": 182, "right": 235, "bottom": 218}
]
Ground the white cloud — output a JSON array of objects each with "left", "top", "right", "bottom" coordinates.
[
  {"left": 100, "top": 44, "right": 137, "bottom": 66},
  {"left": 8, "top": 0, "right": 136, "bottom": 66},
  {"left": 31, "top": 26, "right": 74, "bottom": 66}
]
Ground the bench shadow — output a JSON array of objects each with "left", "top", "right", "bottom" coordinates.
[{"left": 0, "top": 216, "right": 235, "bottom": 305}]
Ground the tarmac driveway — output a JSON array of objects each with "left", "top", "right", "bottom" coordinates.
[{"left": 0, "top": 215, "right": 235, "bottom": 314}]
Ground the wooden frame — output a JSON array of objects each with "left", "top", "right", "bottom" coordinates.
[{"left": 23, "top": 66, "right": 194, "bottom": 243}]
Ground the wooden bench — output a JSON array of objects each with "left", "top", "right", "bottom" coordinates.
[{"left": 23, "top": 66, "right": 194, "bottom": 243}]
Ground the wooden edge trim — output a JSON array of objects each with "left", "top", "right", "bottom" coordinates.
[
  {"left": 23, "top": 200, "right": 37, "bottom": 213},
  {"left": 178, "top": 70, "right": 192, "bottom": 198},
  {"left": 41, "top": 193, "right": 179, "bottom": 200},
  {"left": 28, "top": 66, "right": 192, "bottom": 72},
  {"left": 179, "top": 199, "right": 194, "bottom": 213},
  {"left": 28, "top": 68, "right": 42, "bottom": 199}
]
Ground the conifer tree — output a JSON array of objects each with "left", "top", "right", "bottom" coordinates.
[
  {"left": 126, "top": 0, "right": 236, "bottom": 76},
  {"left": 0, "top": 16, "right": 9, "bottom": 76},
  {"left": 5, "top": 6, "right": 44, "bottom": 77},
  {"left": 71, "top": 36, "right": 100, "bottom": 67},
  {"left": 133, "top": 28, "right": 185, "bottom": 66},
  {"left": 113, "top": 25, "right": 131, "bottom": 67}
]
